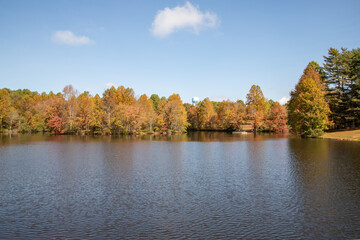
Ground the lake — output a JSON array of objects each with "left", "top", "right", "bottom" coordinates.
[{"left": 0, "top": 132, "right": 359, "bottom": 239}]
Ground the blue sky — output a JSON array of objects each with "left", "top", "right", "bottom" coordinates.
[{"left": 0, "top": 0, "right": 359, "bottom": 103}]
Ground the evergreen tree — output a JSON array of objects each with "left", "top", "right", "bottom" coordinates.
[
  {"left": 323, "top": 48, "right": 360, "bottom": 129},
  {"left": 342, "top": 48, "right": 360, "bottom": 128},
  {"left": 323, "top": 48, "right": 344, "bottom": 128}
]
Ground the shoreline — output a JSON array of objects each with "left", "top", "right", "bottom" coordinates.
[{"left": 320, "top": 129, "right": 360, "bottom": 141}]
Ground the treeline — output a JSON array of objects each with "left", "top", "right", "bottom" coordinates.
[
  {"left": 186, "top": 85, "right": 287, "bottom": 132},
  {"left": 287, "top": 47, "right": 360, "bottom": 137},
  {"left": 0, "top": 84, "right": 287, "bottom": 135},
  {"left": 1, "top": 47, "right": 357, "bottom": 136},
  {"left": 0, "top": 86, "right": 187, "bottom": 135}
]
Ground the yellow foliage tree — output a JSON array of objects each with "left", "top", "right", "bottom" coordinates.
[{"left": 246, "top": 85, "right": 266, "bottom": 131}]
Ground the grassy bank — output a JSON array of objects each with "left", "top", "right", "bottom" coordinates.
[{"left": 321, "top": 129, "right": 360, "bottom": 141}]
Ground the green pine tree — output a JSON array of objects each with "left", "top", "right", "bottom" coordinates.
[{"left": 323, "top": 48, "right": 360, "bottom": 129}]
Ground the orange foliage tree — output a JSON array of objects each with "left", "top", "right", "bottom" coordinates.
[
  {"left": 186, "top": 106, "right": 199, "bottom": 130},
  {"left": 267, "top": 102, "right": 288, "bottom": 132},
  {"left": 138, "top": 94, "right": 155, "bottom": 132}
]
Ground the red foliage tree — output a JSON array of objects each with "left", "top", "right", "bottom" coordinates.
[{"left": 46, "top": 96, "right": 66, "bottom": 134}]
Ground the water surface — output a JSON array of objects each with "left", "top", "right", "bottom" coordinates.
[{"left": 0, "top": 133, "right": 360, "bottom": 239}]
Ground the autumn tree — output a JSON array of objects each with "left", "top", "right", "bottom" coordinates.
[
  {"left": 115, "top": 86, "right": 136, "bottom": 105},
  {"left": 102, "top": 86, "right": 117, "bottom": 132},
  {"left": 45, "top": 95, "right": 67, "bottom": 134},
  {"left": 217, "top": 100, "right": 245, "bottom": 131},
  {"left": 308, "top": 61, "right": 326, "bottom": 80},
  {"left": 29, "top": 94, "right": 47, "bottom": 132},
  {"left": 76, "top": 92, "right": 94, "bottom": 132},
  {"left": 113, "top": 104, "right": 141, "bottom": 134},
  {"left": 183, "top": 103, "right": 193, "bottom": 112},
  {"left": 246, "top": 85, "right": 266, "bottom": 131},
  {"left": 264, "top": 99, "right": 275, "bottom": 119},
  {"left": 138, "top": 94, "right": 155, "bottom": 132},
  {"left": 267, "top": 102, "right": 288, "bottom": 132},
  {"left": 6, "top": 89, "right": 35, "bottom": 132},
  {"left": 163, "top": 94, "right": 189, "bottom": 133},
  {"left": 153, "top": 97, "right": 167, "bottom": 133},
  {"left": 88, "top": 94, "right": 103, "bottom": 133},
  {"left": 63, "top": 85, "right": 78, "bottom": 132},
  {"left": 186, "top": 106, "right": 199, "bottom": 130},
  {"left": 7, "top": 107, "right": 19, "bottom": 132},
  {"left": 197, "top": 98, "right": 216, "bottom": 130},
  {"left": 287, "top": 65, "right": 330, "bottom": 137},
  {"left": 0, "top": 89, "right": 11, "bottom": 131},
  {"left": 19, "top": 93, "right": 45, "bottom": 133},
  {"left": 211, "top": 101, "right": 222, "bottom": 112}
]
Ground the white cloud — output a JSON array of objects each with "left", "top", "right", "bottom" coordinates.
[
  {"left": 279, "top": 96, "right": 290, "bottom": 105},
  {"left": 105, "top": 82, "right": 115, "bottom": 88},
  {"left": 151, "top": 2, "right": 219, "bottom": 38},
  {"left": 52, "top": 30, "right": 94, "bottom": 46}
]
